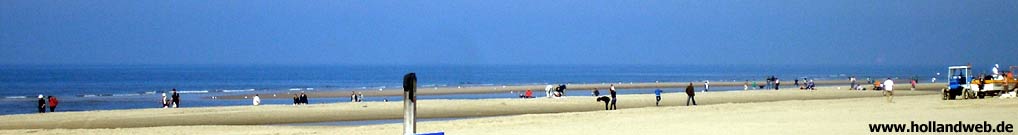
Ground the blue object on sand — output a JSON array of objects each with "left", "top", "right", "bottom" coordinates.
[{"left": 417, "top": 132, "right": 444, "bottom": 135}]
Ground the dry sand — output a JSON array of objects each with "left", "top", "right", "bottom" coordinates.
[{"left": 3, "top": 88, "right": 1015, "bottom": 135}]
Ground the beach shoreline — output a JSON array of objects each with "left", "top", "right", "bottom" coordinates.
[{"left": 217, "top": 81, "right": 944, "bottom": 99}]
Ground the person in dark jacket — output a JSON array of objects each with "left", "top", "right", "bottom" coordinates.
[
  {"left": 596, "top": 96, "right": 611, "bottom": 110},
  {"left": 609, "top": 84, "right": 617, "bottom": 110},
  {"left": 292, "top": 94, "right": 300, "bottom": 105},
  {"left": 48, "top": 96, "right": 58, "bottom": 112},
  {"left": 299, "top": 92, "right": 308, "bottom": 105},
  {"left": 685, "top": 83, "right": 697, "bottom": 106},
  {"left": 171, "top": 89, "right": 180, "bottom": 108},
  {"left": 37, "top": 95, "right": 46, "bottom": 113}
]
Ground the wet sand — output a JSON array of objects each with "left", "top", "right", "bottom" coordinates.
[{"left": 220, "top": 80, "right": 936, "bottom": 99}]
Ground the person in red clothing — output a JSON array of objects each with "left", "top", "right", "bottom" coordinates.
[
  {"left": 47, "top": 96, "right": 58, "bottom": 112},
  {"left": 525, "top": 89, "right": 533, "bottom": 98}
]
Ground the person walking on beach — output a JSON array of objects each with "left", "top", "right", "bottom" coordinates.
[
  {"left": 910, "top": 79, "right": 917, "bottom": 91},
  {"left": 545, "top": 85, "right": 553, "bottom": 98},
  {"left": 883, "top": 78, "right": 894, "bottom": 103},
  {"left": 37, "top": 95, "right": 46, "bottom": 113},
  {"left": 592, "top": 88, "right": 600, "bottom": 97},
  {"left": 704, "top": 80, "right": 712, "bottom": 92},
  {"left": 774, "top": 78, "right": 781, "bottom": 90},
  {"left": 252, "top": 94, "right": 261, "bottom": 106},
  {"left": 654, "top": 88, "right": 663, "bottom": 106},
  {"left": 47, "top": 96, "right": 58, "bottom": 112},
  {"left": 162, "top": 93, "right": 170, "bottom": 108},
  {"left": 171, "top": 89, "right": 180, "bottom": 108},
  {"left": 850, "top": 76, "right": 857, "bottom": 90},
  {"left": 292, "top": 94, "right": 300, "bottom": 105},
  {"left": 685, "top": 83, "right": 697, "bottom": 106},
  {"left": 609, "top": 84, "right": 617, "bottom": 110},
  {"left": 794, "top": 79, "right": 800, "bottom": 88}
]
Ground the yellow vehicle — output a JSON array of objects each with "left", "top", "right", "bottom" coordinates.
[{"left": 967, "top": 65, "right": 1016, "bottom": 99}]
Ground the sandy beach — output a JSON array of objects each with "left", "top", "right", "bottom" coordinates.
[
  {"left": 2, "top": 84, "right": 948, "bottom": 129},
  {"left": 2, "top": 84, "right": 1015, "bottom": 134}
]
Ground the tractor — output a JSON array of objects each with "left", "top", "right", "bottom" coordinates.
[{"left": 942, "top": 65, "right": 971, "bottom": 100}]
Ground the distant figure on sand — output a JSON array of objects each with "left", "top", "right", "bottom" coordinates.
[
  {"left": 609, "top": 84, "right": 617, "bottom": 110},
  {"left": 592, "top": 88, "right": 600, "bottom": 97},
  {"left": 171, "top": 89, "right": 180, "bottom": 108},
  {"left": 252, "top": 94, "right": 261, "bottom": 106},
  {"left": 544, "top": 85, "right": 553, "bottom": 98},
  {"left": 300, "top": 92, "right": 308, "bottom": 105},
  {"left": 48, "top": 96, "right": 58, "bottom": 112},
  {"left": 850, "top": 76, "right": 857, "bottom": 90},
  {"left": 519, "top": 89, "right": 534, "bottom": 98},
  {"left": 883, "top": 78, "right": 894, "bottom": 103},
  {"left": 774, "top": 78, "right": 781, "bottom": 90},
  {"left": 596, "top": 96, "right": 612, "bottom": 110},
  {"left": 744, "top": 80, "right": 749, "bottom": 90},
  {"left": 350, "top": 91, "right": 357, "bottom": 102},
  {"left": 161, "top": 93, "right": 170, "bottom": 108},
  {"left": 752, "top": 81, "right": 758, "bottom": 90},
  {"left": 654, "top": 88, "right": 663, "bottom": 106},
  {"left": 685, "top": 83, "right": 697, "bottom": 106},
  {"left": 292, "top": 94, "right": 299, "bottom": 105},
  {"left": 703, "top": 80, "right": 710, "bottom": 92},
  {"left": 910, "top": 79, "right": 917, "bottom": 91},
  {"left": 357, "top": 92, "right": 364, "bottom": 102},
  {"left": 37, "top": 95, "right": 46, "bottom": 113}
]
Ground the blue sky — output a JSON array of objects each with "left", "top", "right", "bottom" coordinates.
[{"left": 1, "top": 0, "right": 1016, "bottom": 66}]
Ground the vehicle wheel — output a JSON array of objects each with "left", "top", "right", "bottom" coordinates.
[
  {"left": 978, "top": 92, "right": 985, "bottom": 99},
  {"left": 942, "top": 92, "right": 948, "bottom": 100}
]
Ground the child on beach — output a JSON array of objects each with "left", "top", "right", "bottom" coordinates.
[
  {"left": 703, "top": 80, "right": 710, "bottom": 92},
  {"left": 592, "top": 88, "right": 600, "bottom": 97},
  {"left": 162, "top": 93, "right": 169, "bottom": 108},
  {"left": 654, "top": 88, "right": 663, "bottom": 106}
]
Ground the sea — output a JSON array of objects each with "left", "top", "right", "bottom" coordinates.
[{"left": 0, "top": 64, "right": 941, "bottom": 115}]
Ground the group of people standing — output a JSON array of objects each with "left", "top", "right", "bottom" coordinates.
[
  {"left": 594, "top": 84, "right": 618, "bottom": 110},
  {"left": 36, "top": 95, "right": 59, "bottom": 113},
  {"left": 293, "top": 92, "right": 309, "bottom": 105},
  {"left": 350, "top": 91, "right": 363, "bottom": 102},
  {"left": 596, "top": 83, "right": 700, "bottom": 110},
  {"left": 161, "top": 89, "right": 181, "bottom": 108}
]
